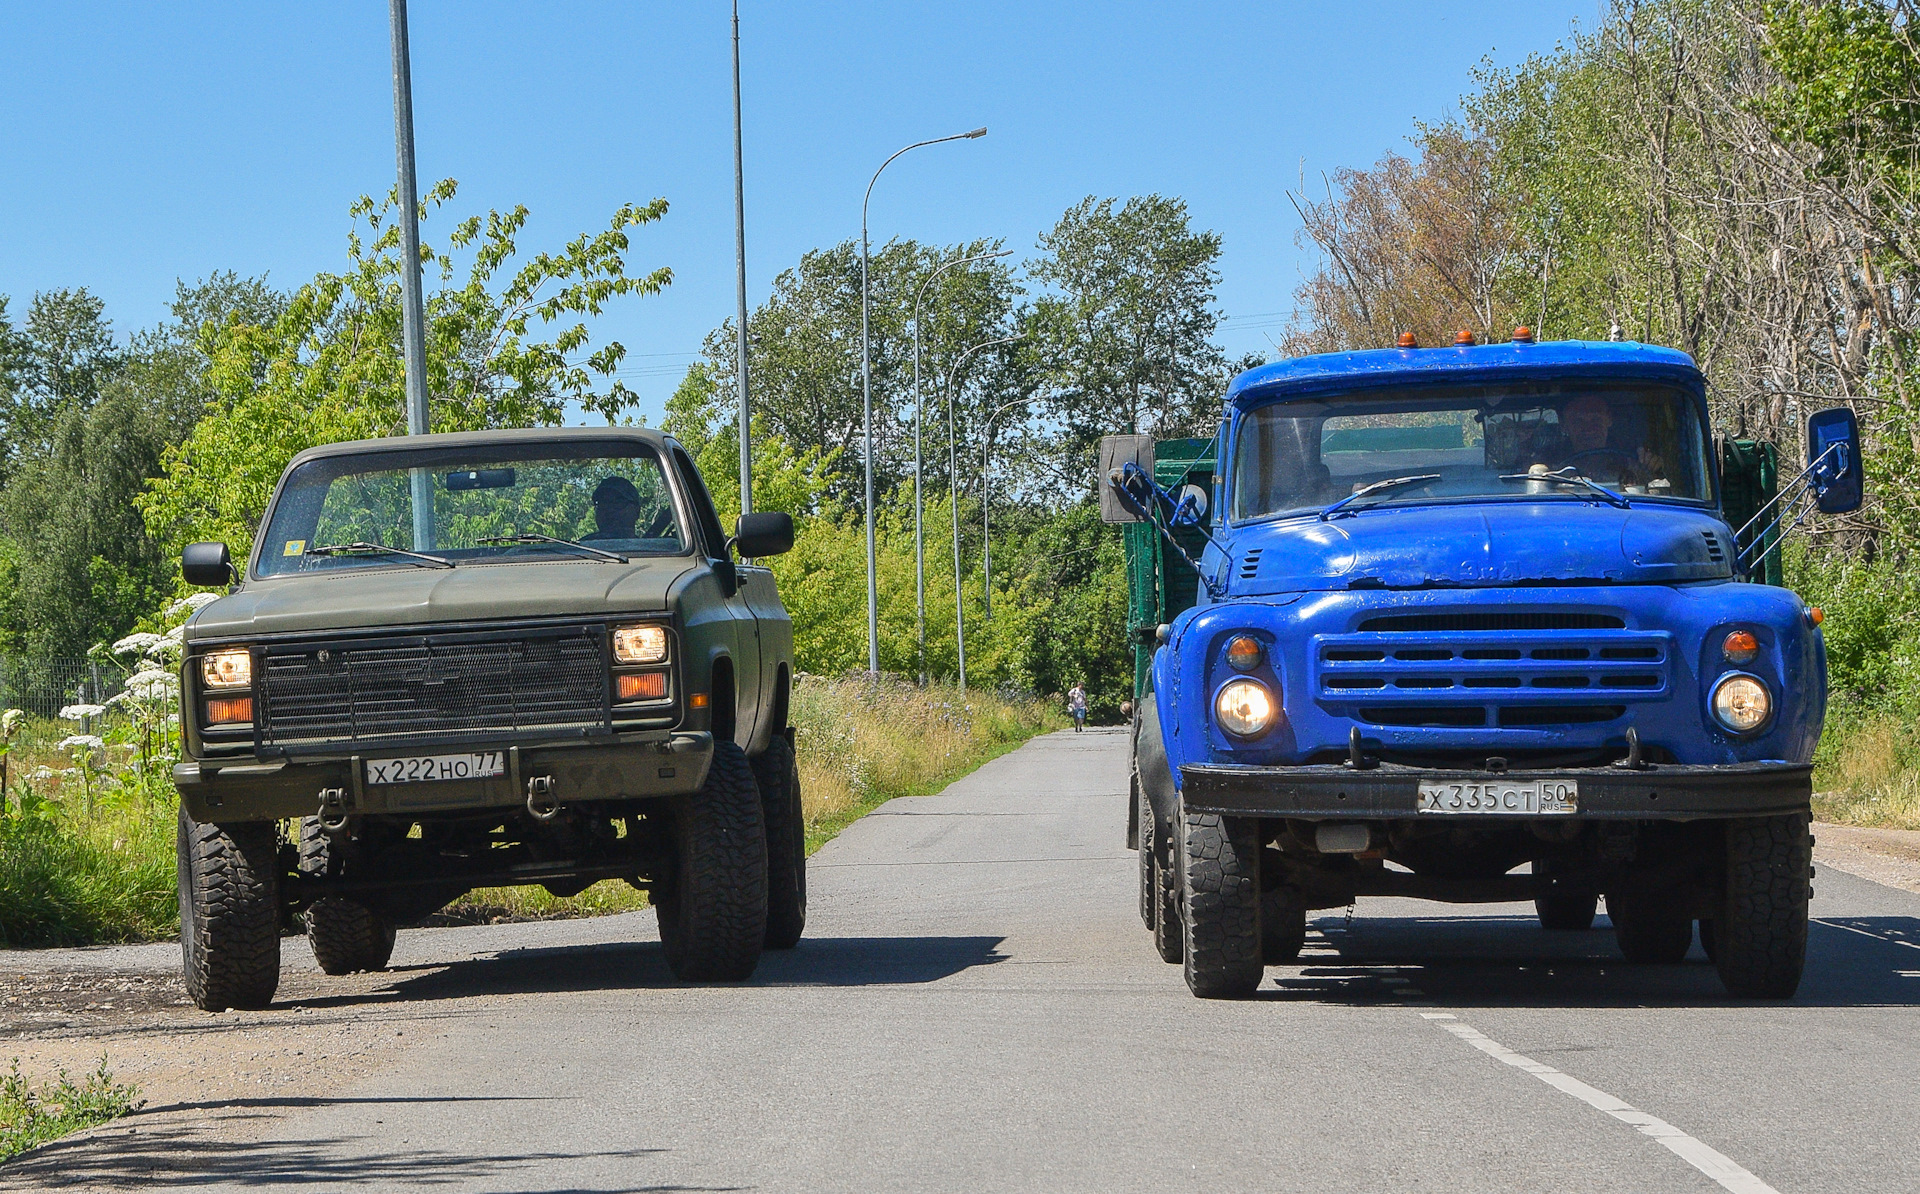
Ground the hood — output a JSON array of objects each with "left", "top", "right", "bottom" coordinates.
[
  {"left": 186, "top": 557, "right": 694, "bottom": 640},
  {"left": 1226, "top": 501, "right": 1733, "bottom": 594}
]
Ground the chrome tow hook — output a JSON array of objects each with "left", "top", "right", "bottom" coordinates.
[
  {"left": 525, "top": 775, "right": 560, "bottom": 821},
  {"left": 317, "top": 787, "right": 350, "bottom": 834}
]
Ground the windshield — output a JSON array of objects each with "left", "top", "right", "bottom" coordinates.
[
  {"left": 255, "top": 441, "right": 684, "bottom": 577},
  {"left": 1228, "top": 380, "right": 1711, "bottom": 522}
]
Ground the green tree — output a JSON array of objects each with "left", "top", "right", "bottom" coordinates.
[{"left": 139, "top": 181, "right": 672, "bottom": 564}]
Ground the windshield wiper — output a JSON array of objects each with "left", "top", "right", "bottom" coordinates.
[
  {"left": 1320, "top": 474, "right": 1442, "bottom": 520},
  {"left": 304, "top": 542, "right": 456, "bottom": 569},
  {"left": 1499, "top": 467, "right": 1632, "bottom": 509},
  {"left": 478, "top": 533, "right": 628, "bottom": 563}
]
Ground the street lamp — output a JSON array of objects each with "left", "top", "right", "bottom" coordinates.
[
  {"left": 860, "top": 126, "right": 987, "bottom": 678},
  {"left": 913, "top": 247, "right": 1012, "bottom": 682},
  {"left": 979, "top": 395, "right": 1029, "bottom": 620},
  {"left": 943, "top": 333, "right": 1021, "bottom": 691}
]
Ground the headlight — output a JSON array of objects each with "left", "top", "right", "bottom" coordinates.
[
  {"left": 1215, "top": 678, "right": 1276, "bottom": 737},
  {"left": 612, "top": 624, "right": 668, "bottom": 665},
  {"left": 200, "top": 649, "right": 252, "bottom": 689},
  {"left": 1224, "top": 634, "right": 1264, "bottom": 672},
  {"left": 1711, "top": 674, "right": 1772, "bottom": 733}
]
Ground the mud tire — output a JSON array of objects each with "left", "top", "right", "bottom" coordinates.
[
  {"left": 1609, "top": 891, "right": 1694, "bottom": 963},
  {"left": 1141, "top": 786, "right": 1182, "bottom": 964},
  {"left": 1714, "top": 813, "right": 1810, "bottom": 999},
  {"left": 298, "top": 818, "right": 396, "bottom": 976},
  {"left": 752, "top": 735, "right": 806, "bottom": 951},
  {"left": 656, "top": 740, "right": 768, "bottom": 982},
  {"left": 1261, "top": 888, "right": 1308, "bottom": 964},
  {"left": 1535, "top": 860, "right": 1599, "bottom": 931},
  {"left": 1179, "top": 803, "right": 1263, "bottom": 998},
  {"left": 177, "top": 806, "right": 281, "bottom": 1012}
]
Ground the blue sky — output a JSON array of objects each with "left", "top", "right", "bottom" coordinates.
[{"left": 0, "top": 2, "right": 1595, "bottom": 424}]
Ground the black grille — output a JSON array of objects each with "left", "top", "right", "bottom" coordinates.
[
  {"left": 1358, "top": 612, "right": 1626, "bottom": 632},
  {"left": 260, "top": 628, "right": 609, "bottom": 750}
]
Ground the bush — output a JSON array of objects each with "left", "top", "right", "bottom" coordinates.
[{"left": 0, "top": 1058, "right": 140, "bottom": 1162}]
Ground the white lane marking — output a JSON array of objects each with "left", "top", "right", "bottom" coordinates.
[
  {"left": 1420, "top": 1013, "right": 1780, "bottom": 1194},
  {"left": 1820, "top": 919, "right": 1920, "bottom": 950}
]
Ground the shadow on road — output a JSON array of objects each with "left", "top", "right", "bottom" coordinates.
[
  {"left": 3, "top": 1115, "right": 716, "bottom": 1192},
  {"left": 1259, "top": 913, "right": 1920, "bottom": 1008},
  {"left": 283, "top": 934, "right": 1008, "bottom": 1011}
]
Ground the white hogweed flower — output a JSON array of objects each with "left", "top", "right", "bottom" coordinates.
[
  {"left": 111, "top": 632, "right": 167, "bottom": 658},
  {"left": 56, "top": 734, "right": 105, "bottom": 752},
  {"left": 58, "top": 704, "right": 108, "bottom": 722},
  {"left": 125, "top": 669, "right": 179, "bottom": 700}
]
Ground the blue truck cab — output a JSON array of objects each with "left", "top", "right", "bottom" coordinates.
[{"left": 1109, "top": 335, "right": 1862, "bottom": 1000}]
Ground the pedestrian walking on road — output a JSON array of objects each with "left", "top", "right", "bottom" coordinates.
[{"left": 1068, "top": 682, "right": 1088, "bottom": 733}]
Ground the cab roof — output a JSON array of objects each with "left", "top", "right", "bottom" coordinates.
[
  {"left": 1226, "top": 339, "right": 1703, "bottom": 410},
  {"left": 283, "top": 425, "right": 677, "bottom": 468}
]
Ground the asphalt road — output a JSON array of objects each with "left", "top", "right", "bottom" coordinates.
[{"left": 17, "top": 727, "right": 1920, "bottom": 1192}]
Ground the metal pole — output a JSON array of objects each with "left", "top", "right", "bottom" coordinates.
[
  {"left": 731, "top": 1, "right": 752, "bottom": 517},
  {"left": 943, "top": 334, "right": 1019, "bottom": 691},
  {"left": 389, "top": 0, "right": 433, "bottom": 550},
  {"left": 980, "top": 396, "right": 1027, "bottom": 620},
  {"left": 860, "top": 126, "right": 986, "bottom": 677},
  {"left": 912, "top": 247, "right": 1011, "bottom": 683}
]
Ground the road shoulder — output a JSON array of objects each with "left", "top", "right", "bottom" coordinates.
[{"left": 1813, "top": 821, "right": 1920, "bottom": 895}]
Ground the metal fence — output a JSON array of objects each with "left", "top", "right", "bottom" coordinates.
[{"left": 0, "top": 656, "right": 126, "bottom": 718}]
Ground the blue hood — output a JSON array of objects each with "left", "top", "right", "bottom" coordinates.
[{"left": 1222, "top": 501, "right": 1734, "bottom": 593}]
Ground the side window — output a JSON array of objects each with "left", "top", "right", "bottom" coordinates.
[{"left": 672, "top": 447, "right": 729, "bottom": 559}]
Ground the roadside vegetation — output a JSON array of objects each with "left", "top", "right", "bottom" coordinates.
[{"left": 0, "top": 1058, "right": 139, "bottom": 1162}]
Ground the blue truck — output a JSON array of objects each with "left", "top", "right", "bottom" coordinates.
[{"left": 1106, "top": 333, "right": 1861, "bottom": 1000}]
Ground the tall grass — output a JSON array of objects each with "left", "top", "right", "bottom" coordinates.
[
  {"left": 1812, "top": 702, "right": 1920, "bottom": 829},
  {"left": 0, "top": 681, "right": 1062, "bottom": 940}
]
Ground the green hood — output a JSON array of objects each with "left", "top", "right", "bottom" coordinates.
[{"left": 185, "top": 557, "right": 694, "bottom": 641}]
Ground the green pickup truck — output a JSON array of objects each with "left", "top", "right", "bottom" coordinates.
[{"left": 171, "top": 427, "right": 803, "bottom": 1010}]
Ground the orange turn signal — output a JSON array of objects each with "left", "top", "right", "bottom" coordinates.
[
  {"left": 1722, "top": 630, "right": 1759, "bottom": 664},
  {"left": 689, "top": 693, "right": 709, "bottom": 708},
  {"left": 1225, "top": 635, "right": 1264, "bottom": 672},
  {"left": 616, "top": 672, "right": 668, "bottom": 702},
  {"left": 1454, "top": 330, "right": 1475, "bottom": 345},
  {"left": 1808, "top": 606, "right": 1825, "bottom": 627},
  {"left": 1396, "top": 332, "right": 1419, "bottom": 348},
  {"left": 1512, "top": 326, "right": 1535, "bottom": 343},
  {"left": 205, "top": 696, "right": 253, "bottom": 725}
]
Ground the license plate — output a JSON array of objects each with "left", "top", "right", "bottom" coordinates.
[
  {"left": 1416, "top": 779, "right": 1578, "bottom": 815},
  {"left": 365, "top": 752, "right": 505, "bottom": 785}
]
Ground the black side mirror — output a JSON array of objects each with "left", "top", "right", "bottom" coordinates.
[
  {"left": 182, "top": 542, "right": 235, "bottom": 587},
  {"left": 1806, "top": 407, "right": 1863, "bottom": 514},
  {"left": 733, "top": 512, "right": 795, "bottom": 558}
]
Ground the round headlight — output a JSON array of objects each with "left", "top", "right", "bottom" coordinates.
[
  {"left": 1224, "top": 635, "right": 1264, "bottom": 672},
  {"left": 1215, "top": 678, "right": 1276, "bottom": 738},
  {"left": 1711, "top": 674, "right": 1772, "bottom": 734}
]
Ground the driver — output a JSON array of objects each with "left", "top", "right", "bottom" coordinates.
[
  {"left": 583, "top": 476, "right": 642, "bottom": 541},
  {"left": 1537, "top": 395, "right": 1662, "bottom": 485}
]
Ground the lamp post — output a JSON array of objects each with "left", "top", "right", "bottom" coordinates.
[
  {"left": 859, "top": 126, "right": 986, "bottom": 677},
  {"left": 388, "top": 0, "right": 432, "bottom": 550},
  {"left": 943, "top": 333, "right": 1021, "bottom": 691},
  {"left": 912, "top": 247, "right": 1011, "bottom": 682},
  {"left": 979, "top": 395, "right": 1029, "bottom": 620}
]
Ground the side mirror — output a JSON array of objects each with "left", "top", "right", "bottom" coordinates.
[
  {"left": 1806, "top": 407, "right": 1863, "bottom": 514},
  {"left": 182, "top": 542, "right": 235, "bottom": 587},
  {"left": 1097, "top": 435, "right": 1155, "bottom": 523},
  {"left": 733, "top": 512, "right": 795, "bottom": 558}
]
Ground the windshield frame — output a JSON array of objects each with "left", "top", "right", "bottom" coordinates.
[
  {"left": 248, "top": 437, "right": 699, "bottom": 581},
  {"left": 1223, "top": 377, "right": 1716, "bottom": 528}
]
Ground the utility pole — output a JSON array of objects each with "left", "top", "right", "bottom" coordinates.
[
  {"left": 389, "top": 0, "right": 433, "bottom": 549},
  {"left": 731, "top": 1, "right": 752, "bottom": 516}
]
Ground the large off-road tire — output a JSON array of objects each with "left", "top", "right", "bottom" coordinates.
[
  {"left": 297, "top": 818, "right": 396, "bottom": 976},
  {"left": 1179, "top": 802, "right": 1264, "bottom": 999},
  {"left": 177, "top": 806, "right": 281, "bottom": 1012},
  {"left": 656, "top": 740, "right": 768, "bottom": 982},
  {"left": 1261, "top": 887, "right": 1307, "bottom": 964},
  {"left": 1714, "top": 813, "right": 1811, "bottom": 999},
  {"left": 1609, "top": 890, "right": 1694, "bottom": 963},
  {"left": 1135, "top": 773, "right": 1153, "bottom": 929},
  {"left": 1141, "top": 787, "right": 1182, "bottom": 964},
  {"left": 1534, "top": 859, "right": 1599, "bottom": 931},
  {"left": 752, "top": 735, "right": 806, "bottom": 951}
]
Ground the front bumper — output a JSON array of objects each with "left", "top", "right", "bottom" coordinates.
[
  {"left": 1179, "top": 759, "right": 1810, "bottom": 820},
  {"left": 174, "top": 731, "right": 714, "bottom": 823}
]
